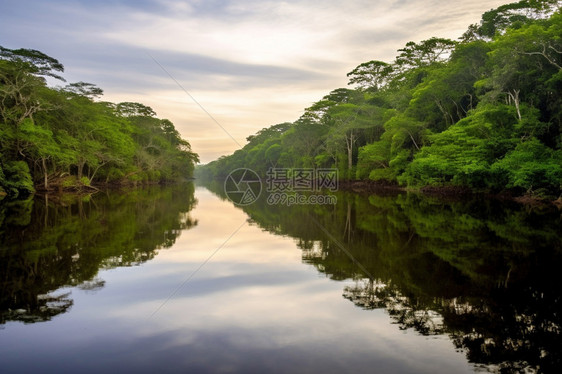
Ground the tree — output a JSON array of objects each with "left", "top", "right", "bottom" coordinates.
[
  {"left": 347, "top": 60, "right": 393, "bottom": 92},
  {"left": 476, "top": 12, "right": 561, "bottom": 124},
  {"left": 492, "top": 138, "right": 562, "bottom": 196},
  {"left": 115, "top": 102, "right": 157, "bottom": 117},
  {"left": 0, "top": 60, "right": 52, "bottom": 158},
  {"left": 0, "top": 46, "right": 65, "bottom": 81},
  {"left": 400, "top": 104, "right": 529, "bottom": 189},
  {"left": 281, "top": 119, "right": 328, "bottom": 168},
  {"left": 0, "top": 46, "right": 66, "bottom": 194},
  {"left": 407, "top": 41, "right": 490, "bottom": 131},
  {"left": 394, "top": 38, "right": 457, "bottom": 71},
  {"left": 245, "top": 122, "right": 291, "bottom": 148},
  {"left": 64, "top": 82, "right": 103, "bottom": 99},
  {"left": 476, "top": 0, "right": 561, "bottom": 39}
]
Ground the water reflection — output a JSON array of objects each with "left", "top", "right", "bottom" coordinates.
[
  {"left": 203, "top": 181, "right": 562, "bottom": 373},
  {"left": 0, "top": 184, "right": 197, "bottom": 325}
]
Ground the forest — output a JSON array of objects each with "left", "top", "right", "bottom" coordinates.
[
  {"left": 198, "top": 0, "right": 562, "bottom": 199},
  {"left": 0, "top": 47, "right": 199, "bottom": 197}
]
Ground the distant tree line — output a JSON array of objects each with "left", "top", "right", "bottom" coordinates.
[
  {"left": 198, "top": 0, "right": 562, "bottom": 198},
  {"left": 0, "top": 47, "right": 199, "bottom": 197}
]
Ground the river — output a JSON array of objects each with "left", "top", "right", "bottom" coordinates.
[{"left": 0, "top": 183, "right": 560, "bottom": 373}]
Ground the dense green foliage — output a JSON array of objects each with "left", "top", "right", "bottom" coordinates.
[
  {"left": 0, "top": 47, "right": 198, "bottom": 197},
  {"left": 198, "top": 1, "right": 562, "bottom": 198}
]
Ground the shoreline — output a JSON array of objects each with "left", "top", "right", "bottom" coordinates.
[
  {"left": 337, "top": 179, "right": 562, "bottom": 208},
  {"left": 0, "top": 179, "right": 196, "bottom": 201},
  {"left": 4, "top": 178, "right": 561, "bottom": 209}
]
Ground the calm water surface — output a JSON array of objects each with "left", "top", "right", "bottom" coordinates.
[{"left": 0, "top": 183, "right": 560, "bottom": 373}]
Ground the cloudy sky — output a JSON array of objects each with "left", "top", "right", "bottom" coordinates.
[{"left": 1, "top": 0, "right": 508, "bottom": 163}]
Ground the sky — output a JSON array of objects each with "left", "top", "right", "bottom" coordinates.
[{"left": 0, "top": 0, "right": 508, "bottom": 163}]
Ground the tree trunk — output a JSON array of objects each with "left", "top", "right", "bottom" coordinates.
[
  {"left": 41, "top": 157, "right": 48, "bottom": 190},
  {"left": 406, "top": 130, "right": 420, "bottom": 150},
  {"left": 346, "top": 131, "right": 354, "bottom": 171},
  {"left": 89, "top": 162, "right": 107, "bottom": 182},
  {"left": 77, "top": 159, "right": 85, "bottom": 181},
  {"left": 44, "top": 194, "right": 49, "bottom": 227},
  {"left": 508, "top": 90, "right": 521, "bottom": 121}
]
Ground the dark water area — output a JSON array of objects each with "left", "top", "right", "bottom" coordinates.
[{"left": 0, "top": 183, "right": 560, "bottom": 373}]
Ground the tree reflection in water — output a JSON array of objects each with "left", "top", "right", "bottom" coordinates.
[
  {"left": 204, "top": 181, "right": 561, "bottom": 373},
  {"left": 0, "top": 184, "right": 197, "bottom": 325}
]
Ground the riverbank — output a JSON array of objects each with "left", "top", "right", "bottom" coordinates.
[
  {"left": 0, "top": 178, "right": 197, "bottom": 202},
  {"left": 33, "top": 176, "right": 196, "bottom": 193},
  {"left": 337, "top": 179, "right": 562, "bottom": 208}
]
